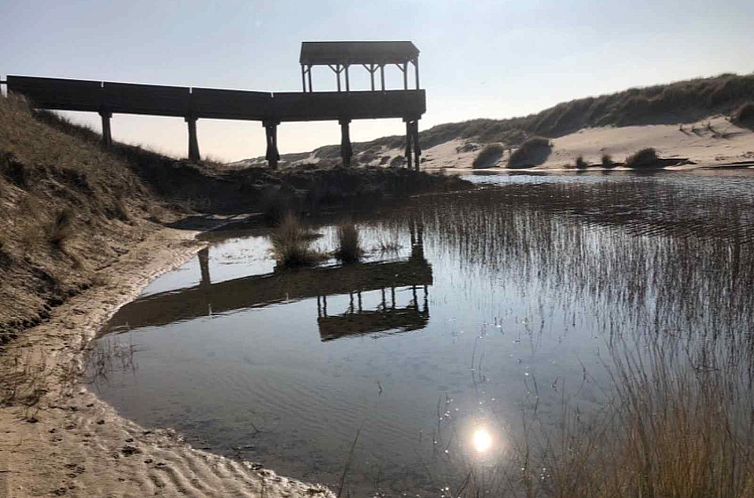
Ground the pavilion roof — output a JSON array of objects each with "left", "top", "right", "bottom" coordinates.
[{"left": 299, "top": 41, "right": 419, "bottom": 66}]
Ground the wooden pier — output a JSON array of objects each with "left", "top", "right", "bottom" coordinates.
[{"left": 4, "top": 41, "right": 426, "bottom": 168}]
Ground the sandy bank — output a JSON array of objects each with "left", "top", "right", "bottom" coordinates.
[{"left": 0, "top": 227, "right": 333, "bottom": 497}]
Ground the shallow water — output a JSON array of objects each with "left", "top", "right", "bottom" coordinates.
[{"left": 90, "top": 171, "right": 754, "bottom": 495}]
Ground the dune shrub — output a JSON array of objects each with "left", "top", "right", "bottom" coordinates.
[
  {"left": 601, "top": 154, "right": 615, "bottom": 168},
  {"left": 626, "top": 148, "right": 660, "bottom": 169},
  {"left": 508, "top": 137, "right": 552, "bottom": 168},
  {"left": 732, "top": 102, "right": 754, "bottom": 130},
  {"left": 472, "top": 144, "right": 505, "bottom": 169},
  {"left": 575, "top": 156, "right": 588, "bottom": 169}
]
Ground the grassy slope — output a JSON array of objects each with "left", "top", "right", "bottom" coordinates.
[
  {"left": 263, "top": 73, "right": 754, "bottom": 164},
  {"left": 0, "top": 96, "right": 163, "bottom": 342}
]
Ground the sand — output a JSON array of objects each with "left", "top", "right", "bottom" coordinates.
[
  {"left": 411, "top": 116, "right": 754, "bottom": 171},
  {"left": 0, "top": 228, "right": 333, "bottom": 498}
]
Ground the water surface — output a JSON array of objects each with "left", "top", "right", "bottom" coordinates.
[{"left": 90, "top": 171, "right": 754, "bottom": 495}]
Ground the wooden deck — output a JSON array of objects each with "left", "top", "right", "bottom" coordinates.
[{"left": 5, "top": 75, "right": 425, "bottom": 122}]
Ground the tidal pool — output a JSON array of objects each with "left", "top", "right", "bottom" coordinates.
[{"left": 89, "top": 171, "right": 754, "bottom": 496}]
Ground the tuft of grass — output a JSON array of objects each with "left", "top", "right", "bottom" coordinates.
[
  {"left": 48, "top": 208, "right": 73, "bottom": 248},
  {"left": 508, "top": 137, "right": 552, "bottom": 168},
  {"left": 626, "top": 147, "right": 660, "bottom": 168},
  {"left": 472, "top": 143, "right": 504, "bottom": 169},
  {"left": 732, "top": 102, "right": 754, "bottom": 130},
  {"left": 601, "top": 153, "right": 615, "bottom": 168},
  {"left": 335, "top": 222, "right": 362, "bottom": 264},
  {"left": 270, "top": 213, "right": 322, "bottom": 268}
]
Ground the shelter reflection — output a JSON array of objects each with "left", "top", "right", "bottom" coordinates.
[{"left": 103, "top": 227, "right": 431, "bottom": 341}]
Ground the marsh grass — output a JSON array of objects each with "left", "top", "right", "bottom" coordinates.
[
  {"left": 270, "top": 213, "right": 322, "bottom": 267},
  {"left": 335, "top": 222, "right": 362, "bottom": 264}
]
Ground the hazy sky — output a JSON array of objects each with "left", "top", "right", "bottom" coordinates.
[{"left": 3, "top": 0, "right": 753, "bottom": 161}]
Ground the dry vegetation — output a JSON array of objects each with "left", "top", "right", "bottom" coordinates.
[
  {"left": 472, "top": 143, "right": 504, "bottom": 169},
  {"left": 0, "top": 94, "right": 163, "bottom": 344},
  {"left": 732, "top": 102, "right": 754, "bottom": 130},
  {"left": 270, "top": 213, "right": 322, "bottom": 267},
  {"left": 508, "top": 137, "right": 552, "bottom": 168},
  {"left": 626, "top": 147, "right": 660, "bottom": 168},
  {"left": 334, "top": 222, "right": 362, "bottom": 264}
]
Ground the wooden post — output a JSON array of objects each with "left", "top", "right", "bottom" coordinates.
[
  {"left": 336, "top": 64, "right": 341, "bottom": 92},
  {"left": 402, "top": 63, "right": 408, "bottom": 90},
  {"left": 405, "top": 119, "right": 413, "bottom": 169},
  {"left": 264, "top": 121, "right": 280, "bottom": 169},
  {"left": 340, "top": 118, "right": 352, "bottom": 167},
  {"left": 345, "top": 65, "right": 350, "bottom": 92},
  {"left": 99, "top": 111, "right": 112, "bottom": 147},
  {"left": 198, "top": 247, "right": 211, "bottom": 287},
  {"left": 365, "top": 64, "right": 376, "bottom": 91},
  {"left": 412, "top": 120, "right": 422, "bottom": 170},
  {"left": 186, "top": 116, "right": 200, "bottom": 161},
  {"left": 380, "top": 64, "right": 385, "bottom": 91},
  {"left": 301, "top": 64, "right": 306, "bottom": 92},
  {"left": 414, "top": 58, "right": 420, "bottom": 89},
  {"left": 307, "top": 65, "right": 313, "bottom": 92}
]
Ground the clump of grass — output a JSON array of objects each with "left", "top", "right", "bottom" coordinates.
[
  {"left": 575, "top": 156, "right": 588, "bottom": 169},
  {"left": 270, "top": 213, "right": 321, "bottom": 267},
  {"left": 508, "top": 137, "right": 552, "bottom": 168},
  {"left": 48, "top": 208, "right": 73, "bottom": 248},
  {"left": 626, "top": 147, "right": 660, "bottom": 168},
  {"left": 335, "top": 222, "right": 362, "bottom": 264},
  {"left": 601, "top": 153, "right": 615, "bottom": 168},
  {"left": 472, "top": 143, "right": 504, "bottom": 169},
  {"left": 732, "top": 102, "right": 754, "bottom": 130}
]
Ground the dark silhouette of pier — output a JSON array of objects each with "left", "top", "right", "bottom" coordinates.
[
  {"left": 4, "top": 41, "right": 425, "bottom": 169},
  {"left": 103, "top": 223, "right": 430, "bottom": 342}
]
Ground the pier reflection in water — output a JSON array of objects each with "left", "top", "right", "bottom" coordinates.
[{"left": 104, "top": 226, "right": 432, "bottom": 343}]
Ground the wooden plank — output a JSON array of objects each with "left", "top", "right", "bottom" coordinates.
[
  {"left": 7, "top": 76, "right": 102, "bottom": 112},
  {"left": 190, "top": 87, "right": 273, "bottom": 120},
  {"left": 102, "top": 81, "right": 190, "bottom": 117}
]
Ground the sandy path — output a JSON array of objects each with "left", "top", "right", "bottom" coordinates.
[{"left": 0, "top": 228, "right": 333, "bottom": 497}]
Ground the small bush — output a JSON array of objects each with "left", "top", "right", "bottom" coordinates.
[
  {"left": 389, "top": 156, "right": 405, "bottom": 168},
  {"left": 732, "top": 102, "right": 754, "bottom": 130},
  {"left": 270, "top": 214, "right": 321, "bottom": 267},
  {"left": 472, "top": 144, "right": 504, "bottom": 169},
  {"left": 335, "top": 222, "right": 362, "bottom": 264},
  {"left": 626, "top": 148, "right": 660, "bottom": 168},
  {"left": 575, "top": 156, "right": 588, "bottom": 169},
  {"left": 508, "top": 137, "right": 552, "bottom": 168},
  {"left": 49, "top": 208, "right": 73, "bottom": 248},
  {"left": 601, "top": 154, "right": 615, "bottom": 168}
]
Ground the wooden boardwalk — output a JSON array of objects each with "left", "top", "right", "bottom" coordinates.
[{"left": 4, "top": 41, "right": 426, "bottom": 168}]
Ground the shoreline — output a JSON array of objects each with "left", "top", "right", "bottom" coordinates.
[{"left": 0, "top": 227, "right": 333, "bottom": 497}]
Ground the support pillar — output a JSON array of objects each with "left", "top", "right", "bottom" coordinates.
[
  {"left": 198, "top": 247, "right": 211, "bottom": 287},
  {"left": 339, "top": 118, "right": 352, "bottom": 168},
  {"left": 402, "top": 63, "right": 408, "bottom": 90},
  {"left": 412, "top": 120, "right": 422, "bottom": 170},
  {"left": 186, "top": 116, "right": 199, "bottom": 161},
  {"left": 380, "top": 65, "right": 385, "bottom": 91},
  {"left": 404, "top": 119, "right": 414, "bottom": 169},
  {"left": 414, "top": 58, "right": 420, "bottom": 89},
  {"left": 345, "top": 65, "right": 350, "bottom": 92},
  {"left": 99, "top": 111, "right": 112, "bottom": 147},
  {"left": 264, "top": 121, "right": 280, "bottom": 169},
  {"left": 301, "top": 64, "right": 306, "bottom": 92},
  {"left": 307, "top": 65, "right": 313, "bottom": 92}
]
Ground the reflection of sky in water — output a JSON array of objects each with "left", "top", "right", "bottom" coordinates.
[{"left": 90, "top": 172, "right": 754, "bottom": 496}]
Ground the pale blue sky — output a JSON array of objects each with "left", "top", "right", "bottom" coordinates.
[{"left": 2, "top": 0, "right": 753, "bottom": 161}]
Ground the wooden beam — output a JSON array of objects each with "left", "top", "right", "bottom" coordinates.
[
  {"left": 414, "top": 58, "right": 420, "bottom": 89},
  {"left": 345, "top": 65, "right": 350, "bottom": 92},
  {"left": 307, "top": 65, "right": 313, "bottom": 92},
  {"left": 99, "top": 111, "right": 112, "bottom": 147},
  {"left": 186, "top": 116, "right": 199, "bottom": 161},
  {"left": 380, "top": 65, "right": 385, "bottom": 91},
  {"left": 301, "top": 65, "right": 306, "bottom": 92}
]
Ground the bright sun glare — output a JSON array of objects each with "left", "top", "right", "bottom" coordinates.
[{"left": 472, "top": 427, "right": 493, "bottom": 453}]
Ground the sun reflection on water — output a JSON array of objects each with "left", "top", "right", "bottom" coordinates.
[{"left": 472, "top": 426, "right": 493, "bottom": 453}]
